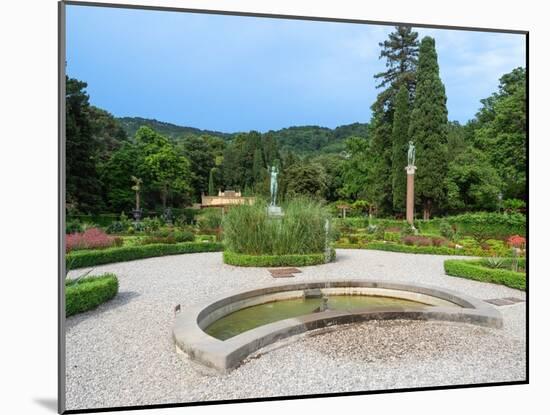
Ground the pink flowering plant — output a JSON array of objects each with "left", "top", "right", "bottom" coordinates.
[
  {"left": 66, "top": 228, "right": 122, "bottom": 252},
  {"left": 507, "top": 235, "right": 526, "bottom": 250}
]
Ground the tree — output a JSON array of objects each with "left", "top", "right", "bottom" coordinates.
[
  {"left": 367, "top": 26, "right": 420, "bottom": 216},
  {"left": 100, "top": 142, "right": 139, "bottom": 213},
  {"left": 373, "top": 25, "right": 420, "bottom": 111},
  {"left": 391, "top": 85, "right": 410, "bottom": 213},
  {"left": 367, "top": 112, "right": 394, "bottom": 214},
  {"left": 252, "top": 148, "right": 269, "bottom": 194},
  {"left": 311, "top": 153, "right": 345, "bottom": 201},
  {"left": 180, "top": 135, "right": 215, "bottom": 201},
  {"left": 89, "top": 106, "right": 128, "bottom": 162},
  {"left": 282, "top": 162, "right": 327, "bottom": 199},
  {"left": 408, "top": 37, "right": 448, "bottom": 219},
  {"left": 445, "top": 148, "right": 502, "bottom": 212},
  {"left": 135, "top": 126, "right": 191, "bottom": 209},
  {"left": 341, "top": 137, "right": 371, "bottom": 201},
  {"left": 65, "top": 77, "right": 104, "bottom": 214},
  {"left": 208, "top": 167, "right": 219, "bottom": 196},
  {"left": 473, "top": 67, "right": 526, "bottom": 200}
]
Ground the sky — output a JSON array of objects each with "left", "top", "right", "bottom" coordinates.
[{"left": 66, "top": 4, "right": 526, "bottom": 133}]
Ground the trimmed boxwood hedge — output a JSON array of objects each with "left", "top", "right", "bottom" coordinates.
[
  {"left": 334, "top": 242, "right": 468, "bottom": 256},
  {"left": 444, "top": 259, "right": 526, "bottom": 290},
  {"left": 223, "top": 248, "right": 335, "bottom": 267},
  {"left": 65, "top": 274, "right": 119, "bottom": 316},
  {"left": 67, "top": 241, "right": 223, "bottom": 269}
]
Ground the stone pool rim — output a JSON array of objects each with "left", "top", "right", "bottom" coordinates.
[{"left": 172, "top": 279, "right": 502, "bottom": 372}]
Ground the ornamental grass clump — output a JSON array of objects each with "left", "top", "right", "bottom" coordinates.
[
  {"left": 222, "top": 198, "right": 331, "bottom": 256},
  {"left": 66, "top": 228, "right": 122, "bottom": 252}
]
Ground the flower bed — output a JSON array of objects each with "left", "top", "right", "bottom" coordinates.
[
  {"left": 444, "top": 259, "right": 526, "bottom": 290},
  {"left": 65, "top": 274, "right": 119, "bottom": 316},
  {"left": 66, "top": 241, "right": 223, "bottom": 269},
  {"left": 66, "top": 228, "right": 122, "bottom": 252}
]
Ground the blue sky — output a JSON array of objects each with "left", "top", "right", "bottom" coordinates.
[{"left": 66, "top": 5, "right": 526, "bottom": 133}]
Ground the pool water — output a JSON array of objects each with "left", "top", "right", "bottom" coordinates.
[{"left": 205, "top": 295, "right": 430, "bottom": 340}]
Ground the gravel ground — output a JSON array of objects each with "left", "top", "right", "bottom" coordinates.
[{"left": 65, "top": 249, "right": 526, "bottom": 411}]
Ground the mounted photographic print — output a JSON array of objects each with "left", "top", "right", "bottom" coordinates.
[{"left": 59, "top": 1, "right": 528, "bottom": 413}]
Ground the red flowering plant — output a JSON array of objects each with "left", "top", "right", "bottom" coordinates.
[
  {"left": 507, "top": 235, "right": 526, "bottom": 250},
  {"left": 66, "top": 228, "right": 122, "bottom": 252}
]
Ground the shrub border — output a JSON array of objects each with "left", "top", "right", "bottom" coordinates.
[
  {"left": 223, "top": 249, "right": 335, "bottom": 267},
  {"left": 67, "top": 242, "right": 223, "bottom": 269},
  {"left": 444, "top": 259, "right": 526, "bottom": 290},
  {"left": 334, "top": 242, "right": 469, "bottom": 256},
  {"left": 65, "top": 274, "right": 119, "bottom": 316}
]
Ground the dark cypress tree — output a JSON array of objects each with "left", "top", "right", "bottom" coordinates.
[
  {"left": 208, "top": 167, "right": 216, "bottom": 196},
  {"left": 391, "top": 85, "right": 410, "bottom": 213},
  {"left": 367, "top": 110, "right": 394, "bottom": 214},
  {"left": 408, "top": 37, "right": 449, "bottom": 219}
]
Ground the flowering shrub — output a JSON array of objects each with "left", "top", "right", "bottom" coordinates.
[
  {"left": 66, "top": 228, "right": 123, "bottom": 252},
  {"left": 507, "top": 235, "right": 526, "bottom": 249}
]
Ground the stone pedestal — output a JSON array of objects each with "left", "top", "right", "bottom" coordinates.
[
  {"left": 267, "top": 205, "right": 284, "bottom": 218},
  {"left": 405, "top": 165, "right": 417, "bottom": 225}
]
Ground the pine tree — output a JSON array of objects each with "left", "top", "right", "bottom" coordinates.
[
  {"left": 368, "top": 26, "right": 420, "bottom": 215},
  {"left": 391, "top": 85, "right": 410, "bottom": 213},
  {"left": 408, "top": 37, "right": 448, "bottom": 219},
  {"left": 373, "top": 26, "right": 420, "bottom": 111}
]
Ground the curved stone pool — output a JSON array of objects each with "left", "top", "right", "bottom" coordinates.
[{"left": 173, "top": 280, "right": 501, "bottom": 372}]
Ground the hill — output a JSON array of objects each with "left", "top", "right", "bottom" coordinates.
[
  {"left": 117, "top": 116, "right": 369, "bottom": 155},
  {"left": 117, "top": 117, "right": 231, "bottom": 141}
]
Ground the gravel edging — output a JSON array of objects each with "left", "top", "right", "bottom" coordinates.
[{"left": 65, "top": 249, "right": 526, "bottom": 410}]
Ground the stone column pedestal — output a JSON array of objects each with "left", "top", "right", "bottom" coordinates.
[{"left": 405, "top": 165, "right": 417, "bottom": 225}]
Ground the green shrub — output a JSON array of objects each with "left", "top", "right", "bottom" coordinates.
[
  {"left": 106, "top": 221, "right": 124, "bottom": 234},
  {"left": 348, "top": 235, "right": 359, "bottom": 244},
  {"left": 364, "top": 242, "right": 460, "bottom": 255},
  {"left": 373, "top": 224, "right": 386, "bottom": 241},
  {"left": 173, "top": 230, "right": 194, "bottom": 242},
  {"left": 333, "top": 217, "right": 369, "bottom": 230},
  {"left": 66, "top": 242, "right": 223, "bottom": 268},
  {"left": 444, "top": 259, "right": 526, "bottom": 290},
  {"left": 65, "top": 274, "right": 119, "bottom": 316},
  {"left": 66, "top": 219, "right": 83, "bottom": 234},
  {"left": 196, "top": 208, "right": 223, "bottom": 232},
  {"left": 439, "top": 220, "right": 454, "bottom": 240},
  {"left": 223, "top": 249, "right": 335, "bottom": 267},
  {"left": 384, "top": 232, "right": 401, "bottom": 243},
  {"left": 223, "top": 198, "right": 331, "bottom": 256}
]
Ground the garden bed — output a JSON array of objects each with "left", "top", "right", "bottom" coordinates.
[
  {"left": 335, "top": 242, "right": 471, "bottom": 256},
  {"left": 65, "top": 274, "right": 119, "bottom": 316},
  {"left": 223, "top": 249, "right": 335, "bottom": 267},
  {"left": 67, "top": 241, "right": 223, "bottom": 269},
  {"left": 444, "top": 259, "right": 526, "bottom": 290}
]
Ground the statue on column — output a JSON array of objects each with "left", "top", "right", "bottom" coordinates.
[{"left": 407, "top": 141, "right": 416, "bottom": 167}]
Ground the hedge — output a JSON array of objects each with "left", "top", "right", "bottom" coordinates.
[
  {"left": 65, "top": 274, "right": 119, "bottom": 316},
  {"left": 444, "top": 259, "right": 526, "bottom": 290},
  {"left": 334, "top": 212, "right": 526, "bottom": 238},
  {"left": 67, "top": 241, "right": 223, "bottom": 269},
  {"left": 223, "top": 249, "right": 335, "bottom": 267},
  {"left": 334, "top": 242, "right": 467, "bottom": 256}
]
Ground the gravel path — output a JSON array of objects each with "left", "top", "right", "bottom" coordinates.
[{"left": 65, "top": 249, "right": 526, "bottom": 410}]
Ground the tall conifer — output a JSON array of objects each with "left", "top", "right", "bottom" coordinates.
[
  {"left": 408, "top": 37, "right": 448, "bottom": 219},
  {"left": 391, "top": 85, "right": 410, "bottom": 213}
]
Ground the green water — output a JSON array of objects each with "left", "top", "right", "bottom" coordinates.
[{"left": 205, "top": 295, "right": 430, "bottom": 340}]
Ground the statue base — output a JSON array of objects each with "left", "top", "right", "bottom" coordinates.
[{"left": 267, "top": 205, "right": 284, "bottom": 218}]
